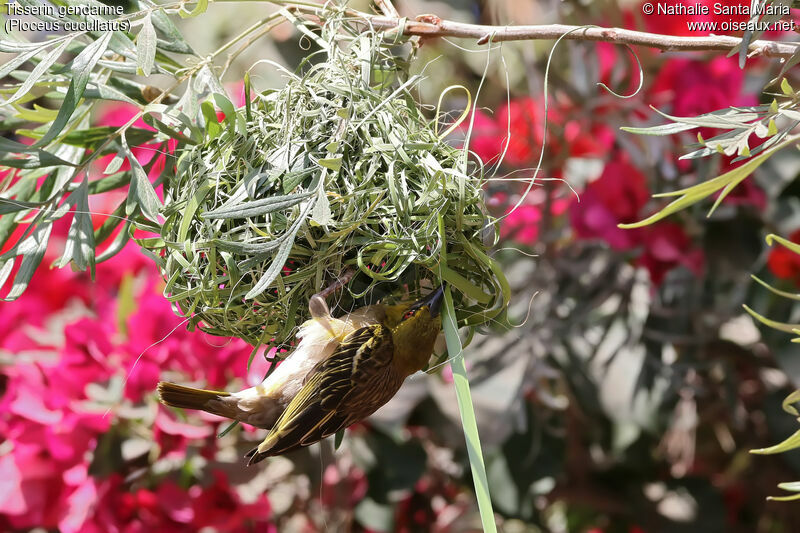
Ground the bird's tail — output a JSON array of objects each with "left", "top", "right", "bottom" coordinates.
[{"left": 157, "top": 382, "right": 232, "bottom": 416}]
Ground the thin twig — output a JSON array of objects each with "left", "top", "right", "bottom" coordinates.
[
  {"left": 281, "top": 2, "right": 799, "bottom": 60},
  {"left": 373, "top": 0, "right": 398, "bottom": 18}
]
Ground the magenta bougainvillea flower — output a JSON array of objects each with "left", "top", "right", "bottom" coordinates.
[{"left": 0, "top": 101, "right": 272, "bottom": 530}]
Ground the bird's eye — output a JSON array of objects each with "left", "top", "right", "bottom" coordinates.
[{"left": 403, "top": 310, "right": 415, "bottom": 320}]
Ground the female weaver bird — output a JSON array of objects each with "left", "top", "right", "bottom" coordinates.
[{"left": 158, "top": 283, "right": 444, "bottom": 465}]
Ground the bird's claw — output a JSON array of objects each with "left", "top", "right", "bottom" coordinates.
[{"left": 308, "top": 269, "right": 355, "bottom": 318}]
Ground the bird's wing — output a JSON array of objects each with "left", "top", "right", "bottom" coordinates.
[{"left": 247, "top": 324, "right": 396, "bottom": 464}]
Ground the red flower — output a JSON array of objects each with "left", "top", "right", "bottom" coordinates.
[
  {"left": 650, "top": 56, "right": 756, "bottom": 119},
  {"left": 467, "top": 97, "right": 565, "bottom": 166},
  {"left": 767, "top": 229, "right": 800, "bottom": 286},
  {"left": 638, "top": 222, "right": 705, "bottom": 284},
  {"left": 570, "top": 157, "right": 650, "bottom": 250}
]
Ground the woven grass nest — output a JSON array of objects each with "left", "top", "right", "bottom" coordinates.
[{"left": 157, "top": 17, "right": 508, "bottom": 347}]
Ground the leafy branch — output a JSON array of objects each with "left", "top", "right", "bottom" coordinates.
[{"left": 617, "top": 60, "right": 800, "bottom": 502}]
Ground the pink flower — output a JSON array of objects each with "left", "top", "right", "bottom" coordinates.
[
  {"left": 466, "top": 110, "right": 504, "bottom": 166},
  {"left": 120, "top": 277, "right": 253, "bottom": 401},
  {"left": 501, "top": 204, "right": 542, "bottom": 245},
  {"left": 153, "top": 407, "right": 214, "bottom": 459},
  {"left": 53, "top": 319, "right": 115, "bottom": 401},
  {"left": 190, "top": 471, "right": 272, "bottom": 531}
]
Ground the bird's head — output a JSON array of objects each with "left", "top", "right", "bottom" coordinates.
[{"left": 385, "top": 286, "right": 444, "bottom": 375}]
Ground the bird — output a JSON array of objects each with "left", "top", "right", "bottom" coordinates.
[{"left": 157, "top": 284, "right": 444, "bottom": 465}]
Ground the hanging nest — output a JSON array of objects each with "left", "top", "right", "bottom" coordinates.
[{"left": 156, "top": 14, "right": 508, "bottom": 347}]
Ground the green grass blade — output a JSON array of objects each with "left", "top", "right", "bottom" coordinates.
[{"left": 441, "top": 286, "right": 497, "bottom": 532}]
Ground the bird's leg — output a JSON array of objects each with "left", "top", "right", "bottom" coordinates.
[{"left": 309, "top": 268, "right": 355, "bottom": 319}]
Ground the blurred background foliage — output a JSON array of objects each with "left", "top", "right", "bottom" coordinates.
[{"left": 2, "top": 0, "right": 800, "bottom": 531}]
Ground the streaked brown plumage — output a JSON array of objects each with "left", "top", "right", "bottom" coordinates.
[{"left": 158, "top": 286, "right": 444, "bottom": 465}]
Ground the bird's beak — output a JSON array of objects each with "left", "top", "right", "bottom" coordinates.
[{"left": 424, "top": 286, "right": 444, "bottom": 318}]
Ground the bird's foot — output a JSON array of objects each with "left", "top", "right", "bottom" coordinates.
[{"left": 309, "top": 269, "right": 355, "bottom": 318}]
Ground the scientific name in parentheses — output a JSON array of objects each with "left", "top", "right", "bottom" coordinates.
[{"left": 657, "top": 2, "right": 791, "bottom": 16}]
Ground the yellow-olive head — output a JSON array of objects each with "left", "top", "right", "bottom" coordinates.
[{"left": 385, "top": 286, "right": 444, "bottom": 375}]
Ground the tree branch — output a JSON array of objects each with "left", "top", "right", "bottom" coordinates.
[
  {"left": 286, "top": 3, "right": 800, "bottom": 60},
  {"left": 380, "top": 17, "right": 799, "bottom": 59}
]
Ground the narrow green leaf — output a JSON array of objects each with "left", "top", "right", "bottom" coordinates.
[
  {"left": 200, "top": 101, "right": 222, "bottom": 139},
  {"left": 2, "top": 223, "right": 53, "bottom": 301},
  {"left": 213, "top": 93, "right": 235, "bottom": 123},
  {"left": 0, "top": 44, "right": 45, "bottom": 79},
  {"left": 245, "top": 233, "right": 295, "bottom": 300},
  {"left": 743, "top": 304, "right": 800, "bottom": 334},
  {"left": 439, "top": 266, "right": 491, "bottom": 304},
  {"left": 311, "top": 188, "right": 331, "bottom": 225},
  {"left": 750, "top": 275, "right": 800, "bottom": 302},
  {"left": 104, "top": 154, "right": 125, "bottom": 175},
  {"left": 95, "top": 221, "right": 131, "bottom": 263},
  {"left": 0, "top": 137, "right": 76, "bottom": 168},
  {"left": 0, "top": 198, "right": 46, "bottom": 215},
  {"left": 334, "top": 429, "right": 345, "bottom": 450},
  {"left": 0, "top": 260, "right": 13, "bottom": 289},
  {"left": 751, "top": 429, "right": 800, "bottom": 455},
  {"left": 179, "top": 0, "right": 209, "bottom": 19},
  {"left": 57, "top": 177, "right": 95, "bottom": 274},
  {"left": 244, "top": 71, "right": 252, "bottom": 121},
  {"left": 768, "top": 119, "right": 778, "bottom": 136},
  {"left": 782, "top": 390, "right": 800, "bottom": 417},
  {"left": 178, "top": 180, "right": 212, "bottom": 241},
  {"left": 210, "top": 238, "right": 285, "bottom": 255},
  {"left": 202, "top": 191, "right": 313, "bottom": 220},
  {"left": 6, "top": 36, "right": 74, "bottom": 105},
  {"left": 777, "top": 481, "right": 800, "bottom": 493},
  {"left": 142, "top": 114, "right": 196, "bottom": 144},
  {"left": 766, "top": 233, "right": 800, "bottom": 255},
  {"left": 244, "top": 202, "right": 311, "bottom": 299},
  {"left": 767, "top": 493, "right": 800, "bottom": 502},
  {"left": 620, "top": 137, "right": 798, "bottom": 229},
  {"left": 442, "top": 286, "right": 497, "bottom": 532},
  {"left": 59, "top": 126, "right": 155, "bottom": 148},
  {"left": 217, "top": 420, "right": 240, "bottom": 438},
  {"left": 781, "top": 77, "right": 794, "bottom": 95},
  {"left": 88, "top": 171, "right": 131, "bottom": 196},
  {"left": 122, "top": 133, "right": 161, "bottom": 222},
  {"left": 12, "top": 104, "right": 59, "bottom": 123},
  {"left": 36, "top": 31, "right": 112, "bottom": 147},
  {"left": 137, "top": 13, "right": 157, "bottom": 77},
  {"left": 318, "top": 156, "right": 342, "bottom": 171},
  {"left": 150, "top": 6, "right": 195, "bottom": 54},
  {"left": 620, "top": 122, "right": 698, "bottom": 136}
]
